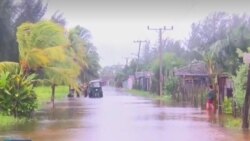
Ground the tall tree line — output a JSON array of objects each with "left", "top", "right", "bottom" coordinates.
[{"left": 0, "top": 0, "right": 47, "bottom": 62}]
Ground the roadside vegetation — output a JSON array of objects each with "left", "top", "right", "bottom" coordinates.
[
  {"left": 105, "top": 12, "right": 250, "bottom": 129},
  {"left": 128, "top": 89, "right": 172, "bottom": 104},
  {"left": 0, "top": 0, "right": 100, "bottom": 127},
  {"left": 34, "top": 85, "right": 68, "bottom": 109}
]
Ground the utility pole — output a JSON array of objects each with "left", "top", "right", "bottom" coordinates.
[
  {"left": 147, "top": 26, "right": 173, "bottom": 96},
  {"left": 133, "top": 40, "right": 147, "bottom": 73}
]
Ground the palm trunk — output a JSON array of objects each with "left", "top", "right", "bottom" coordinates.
[
  {"left": 51, "top": 84, "right": 56, "bottom": 108},
  {"left": 242, "top": 64, "right": 250, "bottom": 129}
]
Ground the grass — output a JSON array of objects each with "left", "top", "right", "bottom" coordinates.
[
  {"left": 0, "top": 115, "right": 25, "bottom": 129},
  {"left": 0, "top": 85, "right": 68, "bottom": 129},
  {"left": 34, "top": 85, "right": 69, "bottom": 109},
  {"left": 224, "top": 116, "right": 242, "bottom": 129},
  {"left": 128, "top": 89, "right": 172, "bottom": 103}
]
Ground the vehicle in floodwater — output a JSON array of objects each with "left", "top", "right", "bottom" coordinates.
[{"left": 88, "top": 80, "right": 103, "bottom": 98}]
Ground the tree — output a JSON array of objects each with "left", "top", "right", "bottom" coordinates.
[
  {"left": 68, "top": 26, "right": 88, "bottom": 69},
  {"left": 188, "top": 12, "right": 250, "bottom": 74},
  {"left": 14, "top": 0, "right": 47, "bottom": 27},
  {"left": 51, "top": 11, "right": 67, "bottom": 27},
  {"left": 233, "top": 48, "right": 250, "bottom": 128},
  {"left": 68, "top": 26, "right": 100, "bottom": 82},
  {"left": 151, "top": 53, "right": 184, "bottom": 94},
  {"left": 0, "top": 0, "right": 48, "bottom": 62},
  {"left": 16, "top": 21, "right": 68, "bottom": 73},
  {"left": 16, "top": 21, "right": 81, "bottom": 107},
  {"left": 187, "top": 12, "right": 231, "bottom": 52},
  {"left": 0, "top": 0, "right": 18, "bottom": 62}
]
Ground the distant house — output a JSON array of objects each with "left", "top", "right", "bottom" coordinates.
[
  {"left": 135, "top": 71, "right": 153, "bottom": 91},
  {"left": 122, "top": 75, "right": 134, "bottom": 90},
  {"left": 174, "top": 60, "right": 210, "bottom": 86},
  {"left": 173, "top": 61, "right": 210, "bottom": 102}
]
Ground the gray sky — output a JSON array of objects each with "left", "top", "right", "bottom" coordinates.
[{"left": 44, "top": 0, "right": 250, "bottom": 67}]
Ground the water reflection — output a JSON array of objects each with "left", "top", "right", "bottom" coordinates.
[{"left": 0, "top": 87, "right": 249, "bottom": 141}]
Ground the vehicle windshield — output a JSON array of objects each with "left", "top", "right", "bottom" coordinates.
[{"left": 90, "top": 82, "right": 101, "bottom": 87}]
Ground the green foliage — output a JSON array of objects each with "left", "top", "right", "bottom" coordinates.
[
  {"left": 30, "top": 21, "right": 68, "bottom": 49},
  {"left": 68, "top": 26, "right": 100, "bottom": 82},
  {"left": 233, "top": 64, "right": 248, "bottom": 106},
  {"left": 128, "top": 89, "right": 172, "bottom": 103},
  {"left": 188, "top": 12, "right": 250, "bottom": 74},
  {"left": 0, "top": 62, "right": 19, "bottom": 73},
  {"left": 0, "top": 69, "right": 37, "bottom": 118},
  {"left": 151, "top": 53, "right": 184, "bottom": 73},
  {"left": 0, "top": 0, "right": 47, "bottom": 62},
  {"left": 14, "top": 0, "right": 47, "bottom": 27},
  {"left": 34, "top": 85, "right": 68, "bottom": 108},
  {"left": 16, "top": 21, "right": 81, "bottom": 91},
  {"left": 165, "top": 76, "right": 179, "bottom": 95},
  {"left": 223, "top": 98, "right": 233, "bottom": 114},
  {"left": 224, "top": 117, "right": 242, "bottom": 129},
  {"left": 150, "top": 53, "right": 184, "bottom": 93},
  {"left": 0, "top": 115, "right": 25, "bottom": 128},
  {"left": 16, "top": 21, "right": 68, "bottom": 71},
  {"left": 17, "top": 21, "right": 68, "bottom": 50}
]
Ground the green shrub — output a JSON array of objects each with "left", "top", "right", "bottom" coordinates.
[
  {"left": 165, "top": 76, "right": 178, "bottom": 95},
  {"left": 233, "top": 64, "right": 247, "bottom": 107},
  {"left": 224, "top": 117, "right": 242, "bottom": 128},
  {"left": 0, "top": 69, "right": 37, "bottom": 118},
  {"left": 223, "top": 98, "right": 233, "bottom": 114}
]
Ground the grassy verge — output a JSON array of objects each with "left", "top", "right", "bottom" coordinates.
[
  {"left": 0, "top": 85, "right": 68, "bottom": 128},
  {"left": 0, "top": 115, "right": 25, "bottom": 130},
  {"left": 128, "top": 89, "right": 172, "bottom": 103},
  {"left": 223, "top": 116, "right": 242, "bottom": 129},
  {"left": 34, "top": 85, "right": 69, "bottom": 109}
]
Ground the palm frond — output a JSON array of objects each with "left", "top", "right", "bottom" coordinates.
[
  {"left": 43, "top": 45, "right": 66, "bottom": 62},
  {"left": 0, "top": 62, "right": 19, "bottom": 73}
]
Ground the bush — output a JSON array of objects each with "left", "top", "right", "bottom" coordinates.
[
  {"left": 223, "top": 98, "right": 233, "bottom": 114},
  {"left": 0, "top": 70, "right": 37, "bottom": 118},
  {"left": 233, "top": 64, "right": 247, "bottom": 106},
  {"left": 165, "top": 76, "right": 178, "bottom": 95}
]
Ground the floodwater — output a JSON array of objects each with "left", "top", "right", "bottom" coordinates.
[{"left": 0, "top": 87, "right": 249, "bottom": 141}]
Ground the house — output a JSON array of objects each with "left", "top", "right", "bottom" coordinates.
[
  {"left": 173, "top": 61, "right": 210, "bottom": 102},
  {"left": 174, "top": 60, "right": 210, "bottom": 86},
  {"left": 134, "top": 71, "right": 153, "bottom": 91},
  {"left": 122, "top": 75, "right": 134, "bottom": 90}
]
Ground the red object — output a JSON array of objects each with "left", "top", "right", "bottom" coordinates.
[{"left": 208, "top": 99, "right": 213, "bottom": 104}]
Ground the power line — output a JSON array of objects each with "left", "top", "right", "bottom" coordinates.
[{"left": 147, "top": 26, "right": 173, "bottom": 96}]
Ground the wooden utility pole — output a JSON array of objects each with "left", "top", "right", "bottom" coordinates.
[
  {"left": 133, "top": 40, "right": 147, "bottom": 73},
  {"left": 147, "top": 26, "right": 173, "bottom": 96}
]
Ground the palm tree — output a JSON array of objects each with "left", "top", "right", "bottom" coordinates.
[
  {"left": 69, "top": 26, "right": 100, "bottom": 83},
  {"left": 13, "top": 21, "right": 81, "bottom": 107}
]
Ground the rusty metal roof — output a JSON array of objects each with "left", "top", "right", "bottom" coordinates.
[{"left": 174, "top": 61, "right": 209, "bottom": 76}]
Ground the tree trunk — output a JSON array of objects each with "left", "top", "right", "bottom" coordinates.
[
  {"left": 51, "top": 84, "right": 56, "bottom": 108},
  {"left": 242, "top": 64, "right": 250, "bottom": 129}
]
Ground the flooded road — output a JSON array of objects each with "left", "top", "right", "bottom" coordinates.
[{"left": 1, "top": 87, "right": 249, "bottom": 141}]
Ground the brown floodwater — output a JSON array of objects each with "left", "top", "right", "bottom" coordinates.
[{"left": 0, "top": 87, "right": 249, "bottom": 141}]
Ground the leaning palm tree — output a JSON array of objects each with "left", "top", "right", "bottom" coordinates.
[
  {"left": 15, "top": 21, "right": 80, "bottom": 107},
  {"left": 16, "top": 21, "right": 68, "bottom": 73},
  {"left": 44, "top": 54, "right": 81, "bottom": 107}
]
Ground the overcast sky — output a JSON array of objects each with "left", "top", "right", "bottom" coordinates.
[{"left": 44, "top": 0, "right": 250, "bottom": 67}]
